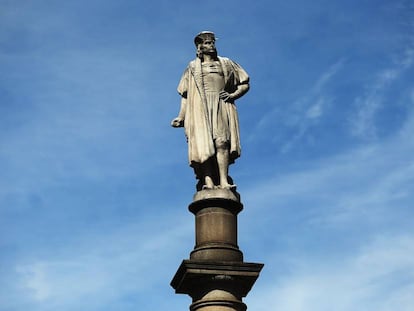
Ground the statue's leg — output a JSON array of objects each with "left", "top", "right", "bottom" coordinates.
[
  {"left": 215, "top": 139, "right": 232, "bottom": 189},
  {"left": 201, "top": 160, "right": 215, "bottom": 189}
]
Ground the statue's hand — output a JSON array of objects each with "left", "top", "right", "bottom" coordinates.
[
  {"left": 219, "top": 90, "right": 233, "bottom": 102},
  {"left": 171, "top": 117, "right": 184, "bottom": 128}
]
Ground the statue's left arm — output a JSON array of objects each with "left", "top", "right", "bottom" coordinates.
[{"left": 219, "top": 58, "right": 250, "bottom": 102}]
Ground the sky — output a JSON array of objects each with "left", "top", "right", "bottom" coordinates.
[{"left": 1, "top": 0, "right": 414, "bottom": 310}]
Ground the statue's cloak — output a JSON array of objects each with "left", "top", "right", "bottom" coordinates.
[{"left": 177, "top": 56, "right": 249, "bottom": 168}]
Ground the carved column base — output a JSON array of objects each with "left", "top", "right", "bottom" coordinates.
[{"left": 171, "top": 260, "right": 263, "bottom": 311}]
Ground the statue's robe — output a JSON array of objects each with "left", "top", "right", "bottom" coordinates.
[{"left": 177, "top": 56, "right": 249, "bottom": 174}]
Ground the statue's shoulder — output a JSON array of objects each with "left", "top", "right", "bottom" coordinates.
[
  {"left": 218, "top": 56, "right": 239, "bottom": 70},
  {"left": 218, "top": 56, "right": 231, "bottom": 63},
  {"left": 186, "top": 59, "right": 198, "bottom": 72}
]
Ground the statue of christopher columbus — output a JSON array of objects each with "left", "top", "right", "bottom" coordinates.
[{"left": 171, "top": 31, "right": 250, "bottom": 191}]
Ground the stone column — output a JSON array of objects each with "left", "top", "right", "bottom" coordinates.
[{"left": 171, "top": 189, "right": 263, "bottom": 311}]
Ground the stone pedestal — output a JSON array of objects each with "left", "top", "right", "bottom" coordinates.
[{"left": 171, "top": 189, "right": 263, "bottom": 311}]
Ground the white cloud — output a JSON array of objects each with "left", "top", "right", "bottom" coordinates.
[
  {"left": 253, "top": 59, "right": 344, "bottom": 144},
  {"left": 312, "top": 59, "right": 346, "bottom": 93},
  {"left": 12, "top": 214, "right": 192, "bottom": 310},
  {"left": 16, "top": 263, "right": 51, "bottom": 302},
  {"left": 306, "top": 97, "right": 325, "bottom": 119},
  {"left": 278, "top": 60, "right": 344, "bottom": 152},
  {"left": 247, "top": 234, "right": 414, "bottom": 311},
  {"left": 240, "top": 92, "right": 414, "bottom": 311},
  {"left": 351, "top": 47, "right": 414, "bottom": 139},
  {"left": 244, "top": 94, "right": 414, "bottom": 218}
]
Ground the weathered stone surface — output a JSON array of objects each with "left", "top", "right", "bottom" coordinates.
[
  {"left": 171, "top": 189, "right": 263, "bottom": 309},
  {"left": 171, "top": 260, "right": 263, "bottom": 298},
  {"left": 171, "top": 31, "right": 262, "bottom": 311},
  {"left": 171, "top": 31, "right": 250, "bottom": 191},
  {"left": 193, "top": 188, "right": 241, "bottom": 203},
  {"left": 190, "top": 289, "right": 246, "bottom": 311},
  {"left": 189, "top": 189, "right": 243, "bottom": 262}
]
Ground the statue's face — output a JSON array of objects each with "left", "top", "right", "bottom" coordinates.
[{"left": 199, "top": 39, "right": 217, "bottom": 55}]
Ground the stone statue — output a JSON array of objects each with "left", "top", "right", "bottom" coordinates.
[{"left": 171, "top": 31, "right": 250, "bottom": 191}]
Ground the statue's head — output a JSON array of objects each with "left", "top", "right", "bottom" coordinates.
[
  {"left": 194, "top": 31, "right": 216, "bottom": 46},
  {"left": 194, "top": 31, "right": 217, "bottom": 59}
]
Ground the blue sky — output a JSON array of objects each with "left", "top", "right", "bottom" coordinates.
[{"left": 1, "top": 0, "right": 414, "bottom": 310}]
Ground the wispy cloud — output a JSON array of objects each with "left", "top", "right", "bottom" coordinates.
[
  {"left": 251, "top": 58, "right": 345, "bottom": 151},
  {"left": 0, "top": 45, "right": 179, "bottom": 208},
  {"left": 239, "top": 94, "right": 414, "bottom": 311},
  {"left": 1, "top": 2, "right": 412, "bottom": 311},
  {"left": 243, "top": 99, "right": 414, "bottom": 224},
  {"left": 8, "top": 215, "right": 192, "bottom": 311},
  {"left": 248, "top": 233, "right": 414, "bottom": 311},
  {"left": 350, "top": 47, "right": 414, "bottom": 139}
]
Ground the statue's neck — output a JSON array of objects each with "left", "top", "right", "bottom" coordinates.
[{"left": 201, "top": 53, "right": 218, "bottom": 63}]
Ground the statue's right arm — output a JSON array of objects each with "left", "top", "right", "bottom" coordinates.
[
  {"left": 173, "top": 67, "right": 189, "bottom": 128},
  {"left": 171, "top": 97, "right": 186, "bottom": 128}
]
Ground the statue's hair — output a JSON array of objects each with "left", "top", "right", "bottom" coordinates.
[{"left": 196, "top": 46, "right": 202, "bottom": 59}]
